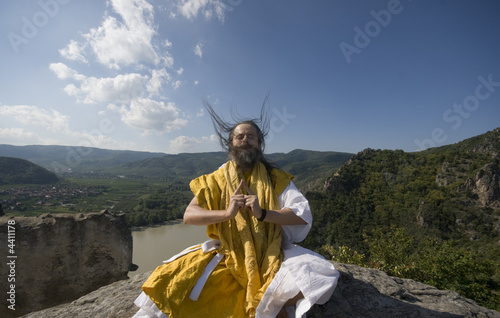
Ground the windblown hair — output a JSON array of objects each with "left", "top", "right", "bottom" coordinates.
[{"left": 203, "top": 96, "right": 280, "bottom": 176}]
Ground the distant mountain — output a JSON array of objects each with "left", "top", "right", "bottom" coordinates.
[
  {"left": 0, "top": 157, "right": 59, "bottom": 185},
  {"left": 269, "top": 149, "right": 355, "bottom": 191},
  {"left": 0, "top": 145, "right": 166, "bottom": 172},
  {"left": 0, "top": 144, "right": 353, "bottom": 190},
  {"left": 103, "top": 150, "right": 354, "bottom": 191},
  {"left": 104, "top": 152, "right": 227, "bottom": 179}
]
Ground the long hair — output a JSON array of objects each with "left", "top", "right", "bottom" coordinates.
[{"left": 203, "top": 95, "right": 279, "bottom": 176}]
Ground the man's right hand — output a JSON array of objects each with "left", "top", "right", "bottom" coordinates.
[{"left": 227, "top": 179, "right": 246, "bottom": 219}]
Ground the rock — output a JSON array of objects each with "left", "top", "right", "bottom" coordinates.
[
  {"left": 0, "top": 211, "right": 132, "bottom": 317},
  {"left": 22, "top": 263, "right": 500, "bottom": 318},
  {"left": 22, "top": 272, "right": 151, "bottom": 318},
  {"left": 310, "top": 263, "right": 500, "bottom": 318},
  {"left": 458, "top": 163, "right": 500, "bottom": 207}
]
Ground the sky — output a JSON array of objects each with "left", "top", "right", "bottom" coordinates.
[{"left": 0, "top": 0, "right": 499, "bottom": 156}]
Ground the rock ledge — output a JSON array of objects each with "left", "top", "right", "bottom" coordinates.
[{"left": 23, "top": 263, "right": 500, "bottom": 318}]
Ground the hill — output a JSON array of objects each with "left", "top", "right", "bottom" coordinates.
[
  {"left": 0, "top": 145, "right": 353, "bottom": 191},
  {"left": 303, "top": 128, "right": 500, "bottom": 309},
  {"left": 0, "top": 144, "right": 166, "bottom": 173},
  {"left": 307, "top": 128, "right": 500, "bottom": 249},
  {"left": 103, "top": 149, "right": 354, "bottom": 191},
  {"left": 0, "top": 156, "right": 59, "bottom": 185}
]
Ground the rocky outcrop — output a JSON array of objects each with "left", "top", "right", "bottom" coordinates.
[
  {"left": 458, "top": 163, "right": 500, "bottom": 207},
  {"left": 470, "top": 127, "right": 500, "bottom": 158},
  {"left": 23, "top": 262, "right": 500, "bottom": 318},
  {"left": 0, "top": 211, "right": 133, "bottom": 317}
]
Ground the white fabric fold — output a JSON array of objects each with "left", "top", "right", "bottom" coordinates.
[
  {"left": 279, "top": 181, "right": 312, "bottom": 244},
  {"left": 189, "top": 252, "right": 224, "bottom": 301},
  {"left": 255, "top": 244, "right": 339, "bottom": 318},
  {"left": 132, "top": 291, "right": 169, "bottom": 318},
  {"left": 162, "top": 243, "right": 200, "bottom": 263}
]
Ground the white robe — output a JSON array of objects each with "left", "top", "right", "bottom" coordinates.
[{"left": 133, "top": 181, "right": 339, "bottom": 318}]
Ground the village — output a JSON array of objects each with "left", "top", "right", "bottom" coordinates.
[{"left": 0, "top": 183, "right": 104, "bottom": 212}]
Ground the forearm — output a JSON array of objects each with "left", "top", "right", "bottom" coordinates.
[
  {"left": 183, "top": 197, "right": 232, "bottom": 226},
  {"left": 259, "top": 208, "right": 307, "bottom": 225}
]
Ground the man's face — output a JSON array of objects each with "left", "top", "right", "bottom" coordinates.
[
  {"left": 229, "top": 123, "right": 262, "bottom": 170},
  {"left": 231, "top": 123, "right": 260, "bottom": 149}
]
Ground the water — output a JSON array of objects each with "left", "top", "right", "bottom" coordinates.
[{"left": 131, "top": 221, "right": 209, "bottom": 275}]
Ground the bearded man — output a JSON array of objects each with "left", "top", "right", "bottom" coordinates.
[{"left": 133, "top": 104, "right": 339, "bottom": 318}]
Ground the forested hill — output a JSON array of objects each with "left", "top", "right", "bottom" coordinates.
[
  {"left": 0, "top": 157, "right": 59, "bottom": 185},
  {"left": 0, "top": 145, "right": 353, "bottom": 191},
  {"left": 303, "top": 128, "right": 500, "bottom": 310},
  {"left": 307, "top": 127, "right": 500, "bottom": 249},
  {"left": 104, "top": 149, "right": 354, "bottom": 191}
]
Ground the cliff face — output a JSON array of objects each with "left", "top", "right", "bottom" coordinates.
[
  {"left": 0, "top": 211, "right": 132, "bottom": 317},
  {"left": 458, "top": 163, "right": 500, "bottom": 207},
  {"left": 23, "top": 263, "right": 500, "bottom": 318}
]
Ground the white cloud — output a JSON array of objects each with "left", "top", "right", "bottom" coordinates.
[
  {"left": 59, "top": 40, "right": 88, "bottom": 63},
  {"left": 172, "top": 80, "right": 182, "bottom": 90},
  {"left": 0, "top": 104, "right": 130, "bottom": 149},
  {"left": 205, "top": 134, "right": 218, "bottom": 142},
  {"left": 60, "top": 0, "right": 162, "bottom": 70},
  {"left": 169, "top": 135, "right": 201, "bottom": 153},
  {"left": 0, "top": 128, "right": 60, "bottom": 146},
  {"left": 177, "top": 0, "right": 228, "bottom": 22},
  {"left": 0, "top": 128, "right": 35, "bottom": 140},
  {"left": 77, "top": 73, "right": 147, "bottom": 104},
  {"left": 50, "top": 63, "right": 178, "bottom": 105},
  {"left": 169, "top": 134, "right": 219, "bottom": 153},
  {"left": 0, "top": 105, "right": 69, "bottom": 132},
  {"left": 49, "top": 63, "right": 85, "bottom": 81},
  {"left": 63, "top": 83, "right": 80, "bottom": 96},
  {"left": 120, "top": 98, "right": 187, "bottom": 133},
  {"left": 164, "top": 39, "right": 173, "bottom": 48},
  {"left": 196, "top": 108, "right": 204, "bottom": 117},
  {"left": 147, "top": 68, "right": 170, "bottom": 96},
  {"left": 49, "top": 63, "right": 146, "bottom": 104},
  {"left": 194, "top": 41, "right": 204, "bottom": 58}
]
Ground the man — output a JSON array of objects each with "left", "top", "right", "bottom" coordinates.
[{"left": 133, "top": 113, "right": 339, "bottom": 318}]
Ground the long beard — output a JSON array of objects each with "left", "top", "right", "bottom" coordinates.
[{"left": 228, "top": 144, "right": 262, "bottom": 171}]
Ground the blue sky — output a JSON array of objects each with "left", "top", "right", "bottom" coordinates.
[{"left": 1, "top": 0, "right": 499, "bottom": 155}]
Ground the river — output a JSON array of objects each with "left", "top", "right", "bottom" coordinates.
[{"left": 131, "top": 221, "right": 209, "bottom": 275}]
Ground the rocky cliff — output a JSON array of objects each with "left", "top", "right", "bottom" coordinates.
[
  {"left": 0, "top": 211, "right": 133, "bottom": 317},
  {"left": 23, "top": 262, "right": 500, "bottom": 318},
  {"left": 1, "top": 210, "right": 498, "bottom": 318}
]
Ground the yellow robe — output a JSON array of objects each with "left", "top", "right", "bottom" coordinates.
[{"left": 141, "top": 161, "right": 293, "bottom": 318}]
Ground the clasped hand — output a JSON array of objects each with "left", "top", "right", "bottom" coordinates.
[{"left": 227, "top": 179, "right": 263, "bottom": 219}]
